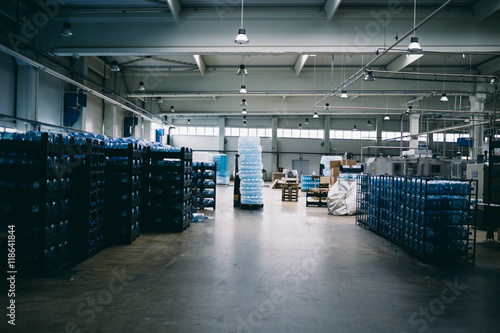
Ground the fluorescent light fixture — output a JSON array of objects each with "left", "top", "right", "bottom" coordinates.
[
  {"left": 440, "top": 92, "right": 448, "bottom": 102},
  {"left": 324, "top": 103, "right": 330, "bottom": 110},
  {"left": 305, "top": 118, "right": 309, "bottom": 125},
  {"left": 242, "top": 109, "right": 247, "bottom": 115},
  {"left": 156, "top": 97, "right": 163, "bottom": 104},
  {"left": 138, "top": 81, "right": 146, "bottom": 91},
  {"left": 59, "top": 22, "right": 73, "bottom": 38},
  {"left": 340, "top": 90, "right": 348, "bottom": 99},
  {"left": 240, "top": 98, "right": 248, "bottom": 106},
  {"left": 239, "top": 85, "right": 247, "bottom": 94},
  {"left": 384, "top": 114, "right": 391, "bottom": 121},
  {"left": 109, "top": 61, "right": 120, "bottom": 72},
  {"left": 237, "top": 64, "right": 248, "bottom": 75},
  {"left": 408, "top": 36, "right": 422, "bottom": 52},
  {"left": 313, "top": 112, "right": 319, "bottom": 118},
  {"left": 170, "top": 106, "right": 175, "bottom": 112}
]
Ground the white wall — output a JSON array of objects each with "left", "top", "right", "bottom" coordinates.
[
  {"left": 82, "top": 94, "right": 103, "bottom": 134},
  {"left": 37, "top": 71, "right": 63, "bottom": 126},
  {"left": 0, "top": 53, "right": 16, "bottom": 119}
]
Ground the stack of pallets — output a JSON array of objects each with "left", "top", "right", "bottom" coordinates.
[{"left": 282, "top": 183, "right": 299, "bottom": 202}]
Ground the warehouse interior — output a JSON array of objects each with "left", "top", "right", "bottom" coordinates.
[{"left": 1, "top": 0, "right": 500, "bottom": 332}]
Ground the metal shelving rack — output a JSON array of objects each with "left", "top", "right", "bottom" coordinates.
[
  {"left": 355, "top": 174, "right": 370, "bottom": 227},
  {"left": 145, "top": 147, "right": 193, "bottom": 232},
  {"left": 356, "top": 174, "right": 476, "bottom": 264},
  {"left": 104, "top": 143, "right": 145, "bottom": 245},
  {"left": 192, "top": 162, "right": 217, "bottom": 210}
]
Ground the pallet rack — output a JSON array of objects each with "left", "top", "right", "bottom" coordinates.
[
  {"left": 67, "top": 137, "right": 105, "bottom": 260},
  {"left": 192, "top": 162, "right": 217, "bottom": 210},
  {"left": 104, "top": 143, "right": 145, "bottom": 244},
  {"left": 145, "top": 147, "right": 193, "bottom": 232},
  {"left": 356, "top": 175, "right": 476, "bottom": 264},
  {"left": 0, "top": 132, "right": 73, "bottom": 276}
]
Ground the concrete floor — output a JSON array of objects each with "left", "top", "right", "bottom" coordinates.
[{"left": 1, "top": 184, "right": 500, "bottom": 333}]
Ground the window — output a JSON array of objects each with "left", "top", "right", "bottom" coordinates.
[
  {"left": 187, "top": 127, "right": 196, "bottom": 135},
  {"left": 231, "top": 128, "right": 240, "bottom": 136},
  {"left": 240, "top": 128, "right": 249, "bottom": 136},
  {"left": 257, "top": 128, "right": 266, "bottom": 137},
  {"left": 283, "top": 129, "right": 292, "bottom": 138},
  {"left": 196, "top": 127, "right": 205, "bottom": 136},
  {"left": 291, "top": 129, "right": 300, "bottom": 138},
  {"left": 248, "top": 128, "right": 257, "bottom": 137},
  {"left": 178, "top": 127, "right": 188, "bottom": 135},
  {"left": 382, "top": 131, "right": 410, "bottom": 141},
  {"left": 206, "top": 127, "right": 214, "bottom": 136},
  {"left": 300, "top": 130, "right": 309, "bottom": 138}
]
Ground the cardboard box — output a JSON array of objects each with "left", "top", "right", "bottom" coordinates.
[
  {"left": 329, "top": 160, "right": 341, "bottom": 169},
  {"left": 320, "top": 176, "right": 330, "bottom": 184},
  {"left": 330, "top": 176, "right": 337, "bottom": 185},
  {"left": 272, "top": 172, "right": 285, "bottom": 182},
  {"left": 341, "top": 159, "right": 357, "bottom": 167},
  {"left": 331, "top": 167, "right": 340, "bottom": 177}
]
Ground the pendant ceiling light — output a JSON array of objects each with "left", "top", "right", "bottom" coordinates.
[
  {"left": 340, "top": 89, "right": 349, "bottom": 99},
  {"left": 353, "top": 125, "right": 358, "bottom": 131},
  {"left": 299, "top": 123, "right": 302, "bottom": 129},
  {"left": 305, "top": 118, "right": 309, "bottom": 125},
  {"left": 384, "top": 114, "right": 391, "bottom": 121},
  {"left": 313, "top": 112, "right": 319, "bottom": 119},
  {"left": 237, "top": 64, "right": 248, "bottom": 75},
  {"left": 408, "top": 0, "right": 422, "bottom": 52},
  {"left": 243, "top": 119, "right": 247, "bottom": 126},
  {"left": 324, "top": 103, "right": 330, "bottom": 110},
  {"left": 187, "top": 119, "right": 191, "bottom": 124},
  {"left": 137, "top": 81, "right": 146, "bottom": 91},
  {"left": 242, "top": 108, "right": 247, "bottom": 115},
  {"left": 340, "top": 55, "right": 349, "bottom": 99},
  {"left": 364, "top": 71, "right": 375, "bottom": 81},
  {"left": 170, "top": 106, "right": 175, "bottom": 112},
  {"left": 235, "top": 0, "right": 249, "bottom": 44},
  {"left": 59, "top": 22, "right": 73, "bottom": 38},
  {"left": 366, "top": 120, "right": 372, "bottom": 127},
  {"left": 239, "top": 85, "right": 247, "bottom": 94},
  {"left": 156, "top": 97, "right": 163, "bottom": 104},
  {"left": 240, "top": 99, "right": 248, "bottom": 106},
  {"left": 109, "top": 61, "right": 120, "bottom": 72},
  {"left": 463, "top": 118, "right": 470, "bottom": 124},
  {"left": 440, "top": 55, "right": 448, "bottom": 102}
]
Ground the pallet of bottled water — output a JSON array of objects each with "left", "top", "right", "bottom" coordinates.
[{"left": 238, "top": 137, "right": 263, "bottom": 206}]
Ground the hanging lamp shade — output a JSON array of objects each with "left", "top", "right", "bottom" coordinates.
[
  {"left": 408, "top": 36, "right": 422, "bottom": 52},
  {"left": 235, "top": 28, "right": 249, "bottom": 44},
  {"left": 440, "top": 92, "right": 448, "bottom": 102}
]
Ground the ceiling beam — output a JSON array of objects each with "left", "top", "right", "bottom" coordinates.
[
  {"left": 324, "top": 0, "right": 343, "bottom": 22},
  {"left": 474, "top": 0, "right": 500, "bottom": 21},
  {"left": 477, "top": 56, "right": 500, "bottom": 75},
  {"left": 386, "top": 54, "right": 424, "bottom": 72},
  {"left": 165, "top": 0, "right": 181, "bottom": 23},
  {"left": 294, "top": 55, "right": 309, "bottom": 76},
  {"left": 193, "top": 55, "right": 206, "bottom": 77}
]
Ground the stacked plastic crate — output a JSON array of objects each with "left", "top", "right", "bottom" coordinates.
[
  {"left": 104, "top": 141, "right": 145, "bottom": 244},
  {"left": 67, "top": 135, "right": 106, "bottom": 260},
  {"left": 0, "top": 132, "right": 73, "bottom": 276},
  {"left": 238, "top": 137, "right": 264, "bottom": 206},
  {"left": 146, "top": 146, "right": 193, "bottom": 232},
  {"left": 192, "top": 162, "right": 216, "bottom": 210}
]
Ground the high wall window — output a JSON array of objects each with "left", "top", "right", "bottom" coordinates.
[
  {"left": 433, "top": 133, "right": 470, "bottom": 143},
  {"left": 382, "top": 131, "right": 411, "bottom": 142},
  {"left": 225, "top": 127, "right": 272, "bottom": 137},
  {"left": 277, "top": 129, "right": 324, "bottom": 139},
  {"left": 330, "top": 130, "right": 376, "bottom": 140},
  {"left": 171, "top": 126, "right": 219, "bottom": 136},
  {"left": 0, "top": 127, "right": 16, "bottom": 133}
]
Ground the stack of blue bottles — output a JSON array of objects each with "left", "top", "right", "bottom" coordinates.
[{"left": 238, "top": 137, "right": 263, "bottom": 205}]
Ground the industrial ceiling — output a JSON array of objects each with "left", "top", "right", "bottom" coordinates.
[{"left": 1, "top": 0, "right": 500, "bottom": 118}]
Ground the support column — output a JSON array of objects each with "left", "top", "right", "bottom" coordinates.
[
  {"left": 218, "top": 116, "right": 225, "bottom": 153},
  {"left": 15, "top": 61, "right": 38, "bottom": 131},
  {"left": 469, "top": 94, "right": 487, "bottom": 160},
  {"left": 272, "top": 116, "right": 278, "bottom": 171},
  {"left": 103, "top": 101, "right": 117, "bottom": 137},
  {"left": 323, "top": 115, "right": 331, "bottom": 155},
  {"left": 409, "top": 113, "right": 421, "bottom": 151}
]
